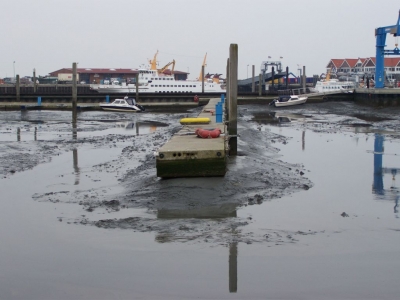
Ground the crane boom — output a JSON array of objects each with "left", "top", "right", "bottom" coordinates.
[
  {"left": 158, "top": 60, "right": 175, "bottom": 74},
  {"left": 149, "top": 50, "right": 159, "bottom": 70},
  {"left": 198, "top": 53, "right": 207, "bottom": 80}
]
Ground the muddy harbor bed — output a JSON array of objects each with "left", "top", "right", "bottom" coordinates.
[{"left": 1, "top": 102, "right": 400, "bottom": 299}]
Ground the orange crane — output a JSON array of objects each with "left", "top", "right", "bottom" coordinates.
[
  {"left": 198, "top": 53, "right": 207, "bottom": 80},
  {"left": 158, "top": 60, "right": 175, "bottom": 74},
  {"left": 149, "top": 50, "right": 159, "bottom": 70}
]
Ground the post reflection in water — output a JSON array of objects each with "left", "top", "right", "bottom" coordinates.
[
  {"left": 17, "top": 127, "right": 20, "bottom": 142},
  {"left": 73, "top": 148, "right": 80, "bottom": 185},
  {"left": 34, "top": 127, "right": 37, "bottom": 141},
  {"left": 302, "top": 130, "right": 305, "bottom": 151},
  {"left": 372, "top": 134, "right": 400, "bottom": 215},
  {"left": 155, "top": 194, "right": 239, "bottom": 293},
  {"left": 72, "top": 110, "right": 79, "bottom": 184},
  {"left": 229, "top": 242, "right": 238, "bottom": 293}
]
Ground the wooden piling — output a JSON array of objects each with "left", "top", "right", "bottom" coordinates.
[
  {"left": 136, "top": 73, "right": 139, "bottom": 101},
  {"left": 226, "top": 58, "right": 230, "bottom": 121},
  {"left": 286, "top": 66, "right": 289, "bottom": 90},
  {"left": 16, "top": 75, "right": 20, "bottom": 102},
  {"left": 252, "top": 65, "right": 255, "bottom": 93},
  {"left": 228, "top": 44, "right": 238, "bottom": 156},
  {"left": 271, "top": 67, "right": 275, "bottom": 91},
  {"left": 303, "top": 66, "right": 306, "bottom": 92},
  {"left": 33, "top": 69, "right": 37, "bottom": 93},
  {"left": 258, "top": 74, "right": 262, "bottom": 96},
  {"left": 72, "top": 63, "right": 77, "bottom": 119},
  {"left": 202, "top": 65, "right": 205, "bottom": 93}
]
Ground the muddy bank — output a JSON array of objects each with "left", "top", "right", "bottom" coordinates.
[{"left": 2, "top": 101, "right": 400, "bottom": 246}]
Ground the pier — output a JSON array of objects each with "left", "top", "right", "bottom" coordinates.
[{"left": 155, "top": 97, "right": 227, "bottom": 178}]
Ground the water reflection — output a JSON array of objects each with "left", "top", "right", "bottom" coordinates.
[
  {"left": 17, "top": 127, "right": 20, "bottom": 142},
  {"left": 372, "top": 134, "right": 400, "bottom": 215},
  {"left": 73, "top": 148, "right": 80, "bottom": 185},
  {"left": 72, "top": 111, "right": 80, "bottom": 185},
  {"left": 115, "top": 121, "right": 168, "bottom": 135},
  {"left": 154, "top": 184, "right": 239, "bottom": 293},
  {"left": 229, "top": 243, "right": 238, "bottom": 293}
]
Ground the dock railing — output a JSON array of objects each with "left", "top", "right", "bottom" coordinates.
[{"left": 278, "top": 87, "right": 314, "bottom": 96}]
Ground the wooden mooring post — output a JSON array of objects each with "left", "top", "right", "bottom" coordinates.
[
  {"left": 16, "top": 75, "right": 20, "bottom": 102},
  {"left": 228, "top": 44, "right": 238, "bottom": 156}
]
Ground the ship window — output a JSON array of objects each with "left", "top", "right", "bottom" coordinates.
[
  {"left": 163, "top": 78, "right": 165, "bottom": 80},
  {"left": 193, "top": 85, "right": 196, "bottom": 87},
  {"left": 174, "top": 85, "right": 177, "bottom": 87},
  {"left": 178, "top": 85, "right": 181, "bottom": 87},
  {"left": 163, "top": 85, "right": 165, "bottom": 87}
]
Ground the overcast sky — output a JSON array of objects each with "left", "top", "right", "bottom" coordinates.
[{"left": 2, "top": 0, "right": 400, "bottom": 79}]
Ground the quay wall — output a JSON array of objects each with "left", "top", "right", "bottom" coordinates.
[{"left": 354, "top": 88, "right": 400, "bottom": 106}]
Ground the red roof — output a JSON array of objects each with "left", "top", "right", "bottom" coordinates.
[
  {"left": 327, "top": 59, "right": 345, "bottom": 69},
  {"left": 328, "top": 57, "right": 400, "bottom": 68},
  {"left": 50, "top": 68, "right": 187, "bottom": 75}
]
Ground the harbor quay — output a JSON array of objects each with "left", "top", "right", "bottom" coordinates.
[{"left": 155, "top": 97, "right": 227, "bottom": 178}]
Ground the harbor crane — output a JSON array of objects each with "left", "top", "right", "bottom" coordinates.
[{"left": 374, "top": 10, "right": 400, "bottom": 88}]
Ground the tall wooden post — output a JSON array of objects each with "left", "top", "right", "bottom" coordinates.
[
  {"left": 33, "top": 69, "right": 37, "bottom": 93},
  {"left": 202, "top": 65, "right": 205, "bottom": 93},
  {"left": 225, "top": 58, "right": 230, "bottom": 121},
  {"left": 258, "top": 74, "right": 262, "bottom": 96},
  {"left": 72, "top": 62, "right": 77, "bottom": 121},
  {"left": 271, "top": 67, "right": 275, "bottom": 91},
  {"left": 286, "top": 66, "right": 289, "bottom": 90},
  {"left": 303, "top": 66, "right": 306, "bottom": 92},
  {"left": 251, "top": 65, "right": 255, "bottom": 93},
  {"left": 228, "top": 44, "right": 238, "bottom": 156},
  {"left": 16, "top": 75, "right": 20, "bottom": 102},
  {"left": 136, "top": 73, "right": 139, "bottom": 101}
]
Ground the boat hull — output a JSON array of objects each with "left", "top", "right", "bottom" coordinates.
[
  {"left": 100, "top": 106, "right": 142, "bottom": 112},
  {"left": 274, "top": 97, "right": 307, "bottom": 107}
]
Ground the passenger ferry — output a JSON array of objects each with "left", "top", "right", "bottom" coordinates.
[
  {"left": 90, "top": 52, "right": 226, "bottom": 94},
  {"left": 314, "top": 78, "right": 355, "bottom": 93}
]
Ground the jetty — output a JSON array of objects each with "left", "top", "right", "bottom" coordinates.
[{"left": 155, "top": 97, "right": 227, "bottom": 178}]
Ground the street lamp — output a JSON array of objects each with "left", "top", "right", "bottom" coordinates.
[{"left": 247, "top": 64, "right": 249, "bottom": 78}]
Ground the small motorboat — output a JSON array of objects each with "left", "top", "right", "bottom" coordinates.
[
  {"left": 100, "top": 97, "right": 145, "bottom": 112},
  {"left": 269, "top": 95, "right": 307, "bottom": 107}
]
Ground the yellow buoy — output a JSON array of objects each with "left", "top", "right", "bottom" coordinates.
[{"left": 180, "top": 117, "right": 211, "bottom": 125}]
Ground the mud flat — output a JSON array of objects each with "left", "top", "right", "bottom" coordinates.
[{"left": 1, "top": 102, "right": 400, "bottom": 299}]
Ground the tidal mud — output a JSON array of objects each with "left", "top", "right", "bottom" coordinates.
[{"left": 2, "top": 102, "right": 400, "bottom": 246}]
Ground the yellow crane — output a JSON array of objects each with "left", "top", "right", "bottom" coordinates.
[
  {"left": 149, "top": 50, "right": 159, "bottom": 70},
  {"left": 198, "top": 53, "right": 207, "bottom": 80},
  {"left": 158, "top": 60, "right": 175, "bottom": 74}
]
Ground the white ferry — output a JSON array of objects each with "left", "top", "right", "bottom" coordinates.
[
  {"left": 90, "top": 52, "right": 226, "bottom": 94},
  {"left": 314, "top": 78, "right": 354, "bottom": 94}
]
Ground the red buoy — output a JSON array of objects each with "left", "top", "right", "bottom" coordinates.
[{"left": 195, "top": 128, "right": 221, "bottom": 138}]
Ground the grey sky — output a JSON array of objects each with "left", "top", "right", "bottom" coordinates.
[{"left": 2, "top": 0, "right": 399, "bottom": 79}]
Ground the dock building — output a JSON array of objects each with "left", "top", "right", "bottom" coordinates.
[
  {"left": 48, "top": 68, "right": 189, "bottom": 84},
  {"left": 326, "top": 57, "right": 400, "bottom": 79}
]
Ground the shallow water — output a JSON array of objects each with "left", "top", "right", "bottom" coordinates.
[{"left": 1, "top": 107, "right": 400, "bottom": 299}]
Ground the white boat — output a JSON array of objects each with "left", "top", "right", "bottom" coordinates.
[
  {"left": 314, "top": 78, "right": 354, "bottom": 93},
  {"left": 90, "top": 52, "right": 226, "bottom": 94},
  {"left": 270, "top": 95, "right": 308, "bottom": 107},
  {"left": 99, "top": 97, "right": 145, "bottom": 112}
]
